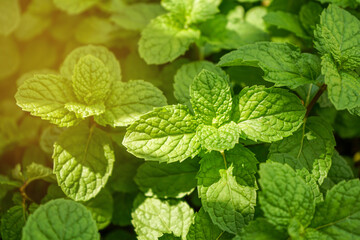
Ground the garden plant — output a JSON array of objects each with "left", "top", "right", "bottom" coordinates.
[{"left": 0, "top": 0, "right": 360, "bottom": 239}]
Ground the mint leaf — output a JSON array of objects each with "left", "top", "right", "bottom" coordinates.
[
  {"left": 190, "top": 70, "right": 232, "bottom": 126},
  {"left": 60, "top": 45, "right": 121, "bottom": 83},
  {"left": 321, "top": 151, "right": 354, "bottom": 190},
  {"left": 110, "top": 3, "right": 165, "bottom": 31},
  {"left": 238, "top": 218, "right": 287, "bottom": 240},
  {"left": 0, "top": 175, "right": 22, "bottom": 199},
  {"left": 259, "top": 162, "right": 315, "bottom": 227},
  {"left": 0, "top": 206, "right": 25, "bottom": 240},
  {"left": 53, "top": 0, "right": 99, "bottom": 14},
  {"left": 186, "top": 208, "right": 233, "bottom": 240},
  {"left": 53, "top": 123, "right": 115, "bottom": 201},
  {"left": 15, "top": 74, "right": 81, "bottom": 127},
  {"left": 237, "top": 86, "right": 306, "bottom": 142},
  {"left": 201, "top": 166, "right": 256, "bottom": 234},
  {"left": 22, "top": 199, "right": 99, "bottom": 240},
  {"left": 321, "top": 54, "right": 360, "bottom": 110},
  {"left": 309, "top": 180, "right": 360, "bottom": 239},
  {"left": 268, "top": 116, "right": 335, "bottom": 184},
  {"left": 82, "top": 189, "right": 113, "bottom": 230},
  {"left": 39, "top": 126, "right": 63, "bottom": 154},
  {"left": 132, "top": 195, "right": 194, "bottom": 240},
  {"left": 197, "top": 146, "right": 258, "bottom": 234},
  {"left": 72, "top": 55, "right": 111, "bottom": 105},
  {"left": 314, "top": 5, "right": 360, "bottom": 69},
  {"left": 316, "top": 0, "right": 358, "bottom": 8},
  {"left": 64, "top": 102, "right": 106, "bottom": 118},
  {"left": 94, "top": 80, "right": 167, "bottom": 127},
  {"left": 123, "top": 105, "right": 200, "bottom": 163},
  {"left": 161, "top": 0, "right": 221, "bottom": 24},
  {"left": 218, "top": 42, "right": 321, "bottom": 89},
  {"left": 24, "top": 162, "right": 56, "bottom": 184},
  {"left": 0, "top": 0, "right": 20, "bottom": 36},
  {"left": 296, "top": 168, "right": 324, "bottom": 204},
  {"left": 299, "top": 2, "right": 323, "bottom": 35},
  {"left": 139, "top": 14, "right": 200, "bottom": 64},
  {"left": 135, "top": 157, "right": 199, "bottom": 198},
  {"left": 197, "top": 122, "right": 240, "bottom": 152},
  {"left": 264, "top": 11, "right": 308, "bottom": 38},
  {"left": 0, "top": 37, "right": 20, "bottom": 80},
  {"left": 75, "top": 16, "right": 119, "bottom": 45},
  {"left": 174, "top": 61, "right": 227, "bottom": 109}
]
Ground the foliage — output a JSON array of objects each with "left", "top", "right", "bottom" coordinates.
[{"left": 0, "top": 0, "right": 359, "bottom": 239}]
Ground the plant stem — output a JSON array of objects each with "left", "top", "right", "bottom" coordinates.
[
  {"left": 220, "top": 151, "right": 227, "bottom": 169},
  {"left": 305, "top": 84, "right": 327, "bottom": 119},
  {"left": 19, "top": 181, "right": 32, "bottom": 212}
]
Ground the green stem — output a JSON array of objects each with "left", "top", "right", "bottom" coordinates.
[{"left": 220, "top": 151, "right": 227, "bottom": 169}]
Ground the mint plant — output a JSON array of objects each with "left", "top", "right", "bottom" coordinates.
[{"left": 0, "top": 1, "right": 360, "bottom": 240}]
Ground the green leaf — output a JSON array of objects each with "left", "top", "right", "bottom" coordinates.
[
  {"left": 135, "top": 157, "right": 199, "bottom": 198},
  {"left": 39, "top": 126, "right": 63, "bottom": 154},
  {"left": 315, "top": 0, "right": 358, "bottom": 8},
  {"left": 321, "top": 54, "right": 360, "bottom": 110},
  {"left": 0, "top": 36, "right": 20, "bottom": 80},
  {"left": 264, "top": 11, "right": 308, "bottom": 38},
  {"left": 74, "top": 16, "right": 118, "bottom": 45},
  {"left": 60, "top": 45, "right": 121, "bottom": 83},
  {"left": 199, "top": 13, "right": 269, "bottom": 52},
  {"left": 64, "top": 102, "right": 106, "bottom": 118},
  {"left": 218, "top": 42, "right": 321, "bottom": 89},
  {"left": 174, "top": 61, "right": 227, "bottom": 109},
  {"left": 123, "top": 105, "right": 201, "bottom": 163},
  {"left": 0, "top": 0, "right": 20, "bottom": 36},
  {"left": 186, "top": 208, "right": 232, "bottom": 240},
  {"left": 72, "top": 54, "right": 111, "bottom": 105},
  {"left": 197, "top": 146, "right": 258, "bottom": 234},
  {"left": 321, "top": 151, "right": 354, "bottom": 191},
  {"left": 268, "top": 117, "right": 335, "bottom": 184},
  {"left": 236, "top": 86, "right": 306, "bottom": 143},
  {"left": 14, "top": 11, "right": 51, "bottom": 41},
  {"left": 197, "top": 122, "right": 240, "bottom": 152},
  {"left": 132, "top": 195, "right": 194, "bottom": 240},
  {"left": 15, "top": 74, "right": 81, "bottom": 127},
  {"left": 161, "top": 0, "right": 221, "bottom": 24},
  {"left": 259, "top": 162, "right": 315, "bottom": 228},
  {"left": 309, "top": 179, "right": 360, "bottom": 239},
  {"left": 314, "top": 5, "right": 360, "bottom": 69},
  {"left": 238, "top": 218, "right": 287, "bottom": 240},
  {"left": 190, "top": 70, "right": 232, "bottom": 126},
  {"left": 53, "top": 0, "right": 99, "bottom": 14},
  {"left": 139, "top": 14, "right": 200, "bottom": 64},
  {"left": 53, "top": 123, "right": 115, "bottom": 201},
  {"left": 0, "top": 117, "right": 19, "bottom": 155},
  {"left": 201, "top": 166, "right": 256, "bottom": 235},
  {"left": 22, "top": 199, "right": 99, "bottom": 240},
  {"left": 299, "top": 2, "right": 323, "bottom": 35},
  {"left": 296, "top": 169, "right": 324, "bottom": 204},
  {"left": 24, "top": 163, "right": 56, "bottom": 184},
  {"left": 94, "top": 80, "right": 167, "bottom": 127},
  {"left": 82, "top": 189, "right": 113, "bottom": 230},
  {"left": 110, "top": 3, "right": 165, "bottom": 31},
  {"left": 0, "top": 206, "right": 25, "bottom": 240}
]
